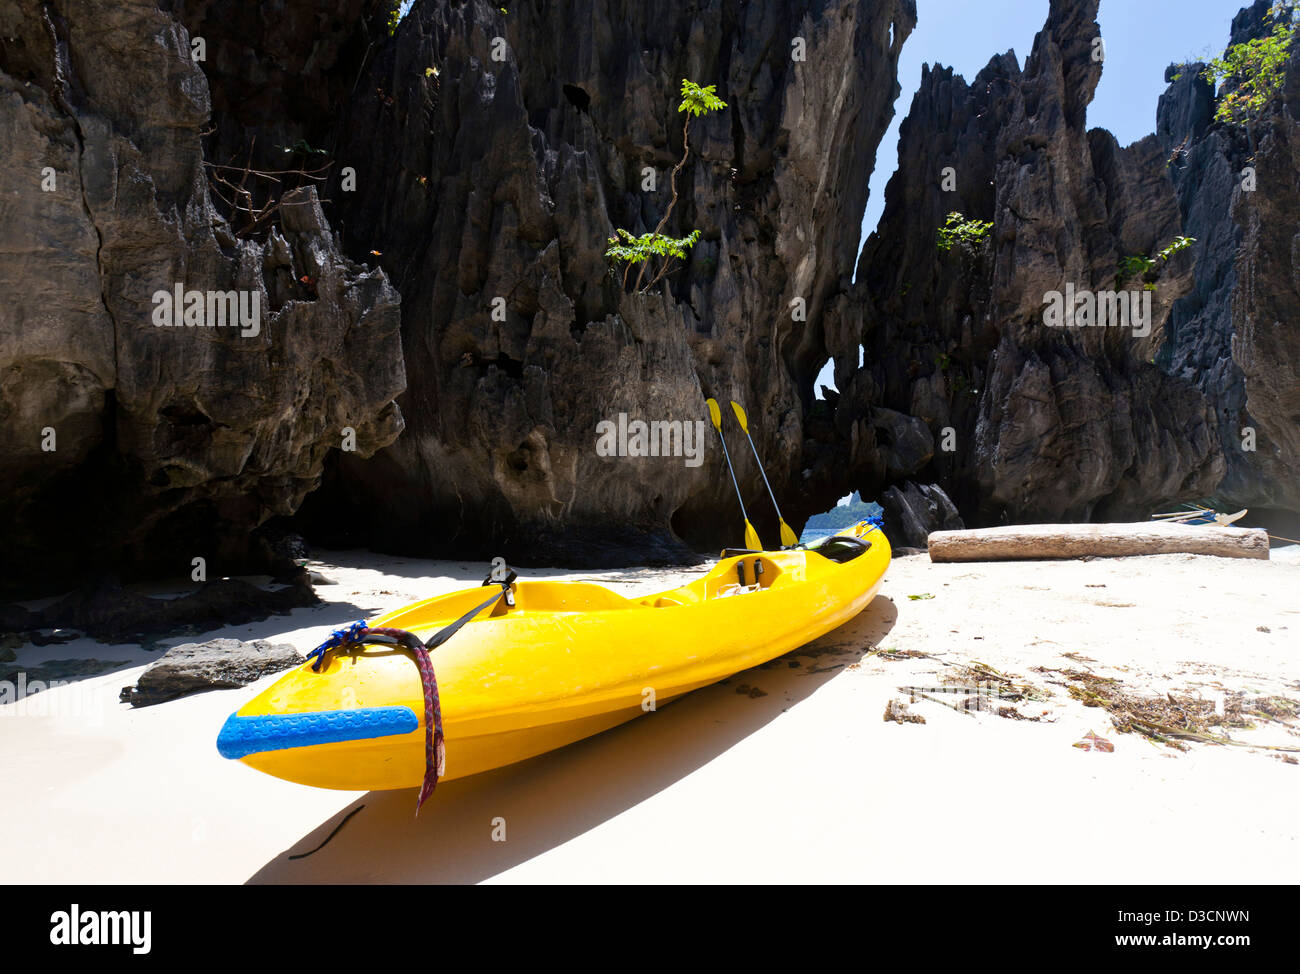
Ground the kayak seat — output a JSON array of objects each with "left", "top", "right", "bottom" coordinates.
[
  {"left": 704, "top": 555, "right": 784, "bottom": 598},
  {"left": 813, "top": 535, "right": 872, "bottom": 564}
]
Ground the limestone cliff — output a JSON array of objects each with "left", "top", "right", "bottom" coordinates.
[
  {"left": 839, "top": 0, "right": 1224, "bottom": 524},
  {"left": 299, "top": 0, "right": 916, "bottom": 564},
  {"left": 1157, "top": 0, "right": 1300, "bottom": 513},
  {"left": 0, "top": 0, "right": 405, "bottom": 596}
]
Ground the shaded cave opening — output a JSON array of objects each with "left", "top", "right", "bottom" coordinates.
[
  {"left": 800, "top": 492, "right": 883, "bottom": 543},
  {"left": 562, "top": 84, "right": 591, "bottom": 113}
]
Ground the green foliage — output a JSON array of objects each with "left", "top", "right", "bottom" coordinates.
[
  {"left": 1202, "top": 3, "right": 1297, "bottom": 126},
  {"left": 1117, "top": 235, "right": 1196, "bottom": 285},
  {"left": 1117, "top": 253, "right": 1156, "bottom": 280},
  {"left": 604, "top": 228, "right": 702, "bottom": 267},
  {"left": 936, "top": 212, "right": 993, "bottom": 253},
  {"left": 386, "top": 1, "right": 403, "bottom": 37},
  {"left": 607, "top": 79, "right": 727, "bottom": 292},
  {"left": 678, "top": 80, "right": 728, "bottom": 117}
]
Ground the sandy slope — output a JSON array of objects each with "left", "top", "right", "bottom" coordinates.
[{"left": 2, "top": 546, "right": 1297, "bottom": 884}]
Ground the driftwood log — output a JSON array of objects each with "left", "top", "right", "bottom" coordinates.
[{"left": 927, "top": 523, "right": 1271, "bottom": 562}]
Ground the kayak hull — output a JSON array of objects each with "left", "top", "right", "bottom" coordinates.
[
  {"left": 234, "top": 694, "right": 694, "bottom": 790},
  {"left": 219, "top": 522, "right": 889, "bottom": 791}
]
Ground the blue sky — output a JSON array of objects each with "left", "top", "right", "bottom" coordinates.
[{"left": 816, "top": 0, "right": 1245, "bottom": 395}]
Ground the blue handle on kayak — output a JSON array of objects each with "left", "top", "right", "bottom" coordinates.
[{"left": 217, "top": 706, "right": 419, "bottom": 759}]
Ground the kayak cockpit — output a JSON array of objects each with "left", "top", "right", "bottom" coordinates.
[
  {"left": 369, "top": 548, "right": 829, "bottom": 632},
  {"left": 638, "top": 550, "right": 804, "bottom": 607},
  {"left": 366, "top": 581, "right": 638, "bottom": 635}
]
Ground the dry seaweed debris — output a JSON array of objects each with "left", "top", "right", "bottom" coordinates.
[
  {"left": 898, "top": 686, "right": 978, "bottom": 717},
  {"left": 1251, "top": 696, "right": 1299, "bottom": 721},
  {"left": 881, "top": 657, "right": 1055, "bottom": 721},
  {"left": 941, "top": 660, "right": 1052, "bottom": 704},
  {"left": 873, "top": 648, "right": 931, "bottom": 661},
  {"left": 1033, "top": 666, "right": 1300, "bottom": 753},
  {"left": 884, "top": 698, "right": 926, "bottom": 725}
]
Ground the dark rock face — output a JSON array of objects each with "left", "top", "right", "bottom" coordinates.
[
  {"left": 164, "top": 0, "right": 381, "bottom": 174},
  {"left": 120, "top": 637, "right": 302, "bottom": 706},
  {"left": 836, "top": 0, "right": 1224, "bottom": 524},
  {"left": 1155, "top": 0, "right": 1300, "bottom": 513},
  {"left": 5, "top": 0, "right": 1294, "bottom": 600},
  {"left": 297, "top": 0, "right": 917, "bottom": 564},
  {"left": 1233, "top": 58, "right": 1300, "bottom": 511},
  {"left": 0, "top": 0, "right": 404, "bottom": 597},
  {"left": 1156, "top": 57, "right": 1251, "bottom": 500},
  {"left": 879, "top": 481, "right": 963, "bottom": 549}
]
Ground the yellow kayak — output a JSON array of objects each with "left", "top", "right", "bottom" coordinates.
[{"left": 217, "top": 520, "right": 889, "bottom": 792}]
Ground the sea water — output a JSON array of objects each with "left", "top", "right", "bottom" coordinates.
[{"left": 798, "top": 527, "right": 839, "bottom": 543}]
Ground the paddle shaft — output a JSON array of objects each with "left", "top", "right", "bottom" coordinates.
[
  {"left": 741, "top": 428, "right": 786, "bottom": 524},
  {"left": 713, "top": 426, "right": 751, "bottom": 524}
]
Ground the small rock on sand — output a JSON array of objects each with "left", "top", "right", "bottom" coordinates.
[{"left": 120, "top": 638, "right": 302, "bottom": 707}]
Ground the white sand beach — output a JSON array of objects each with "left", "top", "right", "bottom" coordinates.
[{"left": 3, "top": 547, "right": 1297, "bottom": 884}]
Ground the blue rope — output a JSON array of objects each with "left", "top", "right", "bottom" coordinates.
[{"left": 305, "top": 619, "right": 369, "bottom": 672}]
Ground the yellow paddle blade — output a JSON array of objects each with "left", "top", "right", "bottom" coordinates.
[
  {"left": 729, "top": 400, "right": 749, "bottom": 433},
  {"left": 706, "top": 398, "right": 722, "bottom": 430},
  {"left": 744, "top": 520, "right": 763, "bottom": 551},
  {"left": 778, "top": 519, "right": 799, "bottom": 548}
]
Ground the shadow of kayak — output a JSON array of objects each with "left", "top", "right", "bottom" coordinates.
[{"left": 246, "top": 594, "right": 897, "bottom": 884}]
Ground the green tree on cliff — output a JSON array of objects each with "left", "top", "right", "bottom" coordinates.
[
  {"left": 606, "top": 80, "right": 727, "bottom": 293},
  {"left": 1202, "top": 2, "right": 1297, "bottom": 153}
]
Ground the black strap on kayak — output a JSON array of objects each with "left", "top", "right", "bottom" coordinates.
[
  {"left": 302, "top": 566, "right": 518, "bottom": 816},
  {"left": 480, "top": 566, "right": 518, "bottom": 605},
  {"left": 425, "top": 571, "right": 515, "bottom": 651}
]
